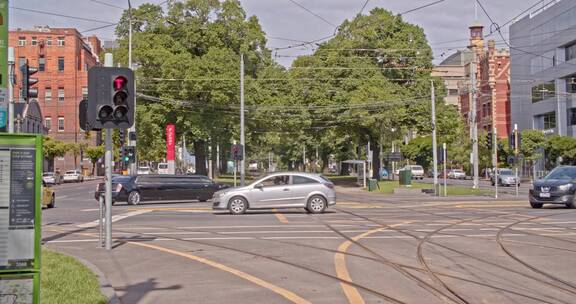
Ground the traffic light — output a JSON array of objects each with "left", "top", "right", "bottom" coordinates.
[
  {"left": 20, "top": 60, "right": 38, "bottom": 101},
  {"left": 119, "top": 129, "right": 126, "bottom": 146},
  {"left": 126, "top": 146, "right": 136, "bottom": 164},
  {"left": 509, "top": 131, "right": 521, "bottom": 153},
  {"left": 86, "top": 67, "right": 135, "bottom": 130},
  {"left": 120, "top": 147, "right": 129, "bottom": 163},
  {"left": 486, "top": 132, "right": 493, "bottom": 150},
  {"left": 231, "top": 144, "right": 243, "bottom": 161}
]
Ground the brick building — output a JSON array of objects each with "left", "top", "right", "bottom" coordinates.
[
  {"left": 10, "top": 26, "right": 102, "bottom": 172},
  {"left": 458, "top": 22, "right": 511, "bottom": 139}
]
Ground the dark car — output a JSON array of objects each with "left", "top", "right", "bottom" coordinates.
[
  {"left": 529, "top": 166, "right": 576, "bottom": 209},
  {"left": 95, "top": 175, "right": 230, "bottom": 205}
]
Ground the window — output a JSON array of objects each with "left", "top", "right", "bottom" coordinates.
[
  {"left": 571, "top": 108, "right": 576, "bottom": 126},
  {"left": 58, "top": 57, "right": 64, "bottom": 72},
  {"left": 45, "top": 87, "right": 52, "bottom": 102},
  {"left": 260, "top": 175, "right": 290, "bottom": 187},
  {"left": 18, "top": 37, "right": 25, "bottom": 46},
  {"left": 57, "top": 117, "right": 64, "bottom": 132},
  {"left": 31, "top": 37, "right": 37, "bottom": 46},
  {"left": 46, "top": 37, "right": 52, "bottom": 46},
  {"left": 58, "top": 87, "right": 64, "bottom": 102},
  {"left": 448, "top": 89, "right": 459, "bottom": 96},
  {"left": 39, "top": 56, "right": 45, "bottom": 72},
  {"left": 18, "top": 57, "right": 26, "bottom": 68},
  {"left": 57, "top": 36, "right": 65, "bottom": 46},
  {"left": 532, "top": 81, "right": 555, "bottom": 103},
  {"left": 293, "top": 176, "right": 319, "bottom": 185},
  {"left": 45, "top": 117, "right": 52, "bottom": 131},
  {"left": 543, "top": 112, "right": 557, "bottom": 130},
  {"left": 82, "top": 87, "right": 88, "bottom": 100},
  {"left": 567, "top": 76, "right": 576, "bottom": 93},
  {"left": 566, "top": 42, "right": 576, "bottom": 61}
]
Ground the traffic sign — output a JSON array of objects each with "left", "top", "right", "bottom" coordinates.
[
  {"left": 0, "top": 106, "right": 6, "bottom": 128},
  {"left": 384, "top": 152, "right": 402, "bottom": 162}
]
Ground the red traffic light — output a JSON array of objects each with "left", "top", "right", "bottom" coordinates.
[{"left": 113, "top": 76, "right": 127, "bottom": 91}]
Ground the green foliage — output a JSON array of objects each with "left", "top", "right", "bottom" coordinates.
[
  {"left": 545, "top": 135, "right": 576, "bottom": 166},
  {"left": 521, "top": 129, "right": 546, "bottom": 161},
  {"left": 85, "top": 145, "right": 105, "bottom": 175}
]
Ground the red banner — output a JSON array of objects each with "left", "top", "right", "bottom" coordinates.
[{"left": 166, "top": 124, "right": 175, "bottom": 161}]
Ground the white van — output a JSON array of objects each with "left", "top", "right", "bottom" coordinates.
[{"left": 157, "top": 163, "right": 169, "bottom": 174}]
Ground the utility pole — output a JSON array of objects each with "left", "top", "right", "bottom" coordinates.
[
  {"left": 493, "top": 128, "right": 499, "bottom": 199},
  {"left": 240, "top": 54, "right": 246, "bottom": 186},
  {"left": 431, "top": 81, "right": 439, "bottom": 195},
  {"left": 7, "top": 47, "right": 13, "bottom": 133},
  {"left": 127, "top": 0, "right": 137, "bottom": 174},
  {"left": 104, "top": 53, "right": 113, "bottom": 250},
  {"left": 443, "top": 143, "right": 447, "bottom": 197},
  {"left": 302, "top": 145, "right": 306, "bottom": 172},
  {"left": 514, "top": 124, "right": 519, "bottom": 197},
  {"left": 471, "top": 62, "right": 479, "bottom": 189}
]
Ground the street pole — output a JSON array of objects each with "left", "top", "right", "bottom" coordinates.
[
  {"left": 7, "top": 47, "right": 13, "bottom": 133},
  {"left": 431, "top": 81, "right": 439, "bottom": 195},
  {"left": 302, "top": 145, "right": 306, "bottom": 172},
  {"left": 233, "top": 140, "right": 237, "bottom": 187},
  {"left": 493, "top": 128, "right": 499, "bottom": 199},
  {"left": 127, "top": 0, "right": 137, "bottom": 175},
  {"left": 240, "top": 54, "right": 246, "bottom": 186},
  {"left": 443, "top": 143, "right": 447, "bottom": 197},
  {"left": 98, "top": 195, "right": 104, "bottom": 247},
  {"left": 104, "top": 53, "right": 113, "bottom": 250},
  {"left": 471, "top": 62, "right": 479, "bottom": 189},
  {"left": 514, "top": 124, "right": 519, "bottom": 197}
]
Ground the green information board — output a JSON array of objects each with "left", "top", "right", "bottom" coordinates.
[{"left": 0, "top": 134, "right": 42, "bottom": 304}]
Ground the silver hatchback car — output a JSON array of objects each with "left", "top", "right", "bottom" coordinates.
[{"left": 212, "top": 172, "right": 336, "bottom": 214}]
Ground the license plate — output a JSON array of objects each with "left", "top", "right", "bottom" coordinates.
[{"left": 539, "top": 193, "right": 551, "bottom": 198}]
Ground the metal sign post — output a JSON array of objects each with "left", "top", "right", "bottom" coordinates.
[
  {"left": 493, "top": 128, "right": 499, "bottom": 199},
  {"left": 443, "top": 143, "right": 447, "bottom": 197}
]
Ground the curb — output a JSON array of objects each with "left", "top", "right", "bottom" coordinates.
[{"left": 74, "top": 256, "right": 120, "bottom": 304}]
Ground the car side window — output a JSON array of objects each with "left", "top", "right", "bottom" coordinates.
[
  {"left": 292, "top": 176, "right": 319, "bottom": 185},
  {"left": 261, "top": 175, "right": 289, "bottom": 187}
]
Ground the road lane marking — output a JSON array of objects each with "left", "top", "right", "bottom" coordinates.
[
  {"left": 334, "top": 222, "right": 409, "bottom": 304},
  {"left": 129, "top": 242, "right": 311, "bottom": 304},
  {"left": 76, "top": 209, "right": 152, "bottom": 228},
  {"left": 81, "top": 208, "right": 100, "bottom": 212},
  {"left": 273, "top": 209, "right": 290, "bottom": 223}
]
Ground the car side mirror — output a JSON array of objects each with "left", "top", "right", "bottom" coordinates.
[{"left": 255, "top": 183, "right": 264, "bottom": 189}]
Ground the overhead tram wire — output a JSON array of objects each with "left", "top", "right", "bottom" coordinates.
[
  {"left": 286, "top": 0, "right": 338, "bottom": 28},
  {"left": 486, "top": 0, "right": 557, "bottom": 38},
  {"left": 11, "top": 6, "right": 117, "bottom": 24},
  {"left": 89, "top": 0, "right": 125, "bottom": 10},
  {"left": 399, "top": 0, "right": 445, "bottom": 15}
]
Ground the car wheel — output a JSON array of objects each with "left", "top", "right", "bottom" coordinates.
[
  {"left": 566, "top": 201, "right": 575, "bottom": 209},
  {"left": 530, "top": 202, "right": 543, "bottom": 209},
  {"left": 48, "top": 194, "right": 55, "bottom": 209},
  {"left": 127, "top": 191, "right": 141, "bottom": 205},
  {"left": 307, "top": 195, "right": 327, "bottom": 214},
  {"left": 228, "top": 196, "right": 248, "bottom": 215}
]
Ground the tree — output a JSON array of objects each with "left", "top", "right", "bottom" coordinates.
[
  {"left": 43, "top": 137, "right": 68, "bottom": 172},
  {"left": 85, "top": 145, "right": 105, "bottom": 176},
  {"left": 545, "top": 136, "right": 576, "bottom": 167}
]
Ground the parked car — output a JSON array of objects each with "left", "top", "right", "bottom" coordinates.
[
  {"left": 42, "top": 182, "right": 55, "bottom": 208},
  {"left": 94, "top": 174, "right": 230, "bottom": 205},
  {"left": 212, "top": 172, "right": 336, "bottom": 215},
  {"left": 157, "top": 163, "right": 169, "bottom": 174},
  {"left": 448, "top": 169, "right": 467, "bottom": 179},
  {"left": 491, "top": 168, "right": 519, "bottom": 186},
  {"left": 42, "top": 172, "right": 62, "bottom": 185},
  {"left": 405, "top": 165, "right": 424, "bottom": 180},
  {"left": 137, "top": 166, "right": 151, "bottom": 175},
  {"left": 529, "top": 166, "right": 576, "bottom": 209},
  {"left": 63, "top": 170, "right": 84, "bottom": 183}
]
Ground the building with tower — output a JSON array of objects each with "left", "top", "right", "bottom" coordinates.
[{"left": 458, "top": 22, "right": 511, "bottom": 139}]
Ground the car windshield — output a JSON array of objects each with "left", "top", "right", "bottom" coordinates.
[
  {"left": 43, "top": 173, "right": 54, "bottom": 176},
  {"left": 411, "top": 166, "right": 423, "bottom": 170},
  {"left": 319, "top": 175, "right": 332, "bottom": 183},
  {"left": 113, "top": 176, "right": 132, "bottom": 183},
  {"left": 544, "top": 167, "right": 576, "bottom": 180},
  {"left": 65, "top": 170, "right": 76, "bottom": 174},
  {"left": 158, "top": 164, "right": 168, "bottom": 169},
  {"left": 499, "top": 169, "right": 513, "bottom": 176},
  {"left": 138, "top": 167, "right": 149, "bottom": 170}
]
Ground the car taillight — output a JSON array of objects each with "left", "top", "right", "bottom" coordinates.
[
  {"left": 115, "top": 183, "right": 123, "bottom": 192},
  {"left": 324, "top": 183, "right": 334, "bottom": 189}
]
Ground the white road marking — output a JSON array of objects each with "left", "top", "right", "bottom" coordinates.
[
  {"left": 81, "top": 208, "right": 100, "bottom": 212},
  {"left": 76, "top": 210, "right": 152, "bottom": 228}
]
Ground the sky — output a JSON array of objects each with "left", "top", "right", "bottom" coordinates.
[{"left": 10, "top": 0, "right": 549, "bottom": 66}]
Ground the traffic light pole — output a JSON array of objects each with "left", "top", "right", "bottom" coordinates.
[
  {"left": 493, "top": 128, "right": 499, "bottom": 199},
  {"left": 127, "top": 0, "right": 137, "bottom": 175},
  {"left": 240, "top": 54, "right": 246, "bottom": 186},
  {"left": 104, "top": 53, "right": 113, "bottom": 250},
  {"left": 514, "top": 124, "right": 519, "bottom": 197}
]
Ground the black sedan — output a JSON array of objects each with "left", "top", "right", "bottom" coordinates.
[
  {"left": 95, "top": 175, "right": 230, "bottom": 205},
  {"left": 529, "top": 166, "right": 576, "bottom": 209}
]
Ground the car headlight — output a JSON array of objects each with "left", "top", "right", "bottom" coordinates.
[{"left": 558, "top": 184, "right": 573, "bottom": 191}]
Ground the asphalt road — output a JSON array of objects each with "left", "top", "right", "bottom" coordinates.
[{"left": 42, "top": 182, "right": 576, "bottom": 304}]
